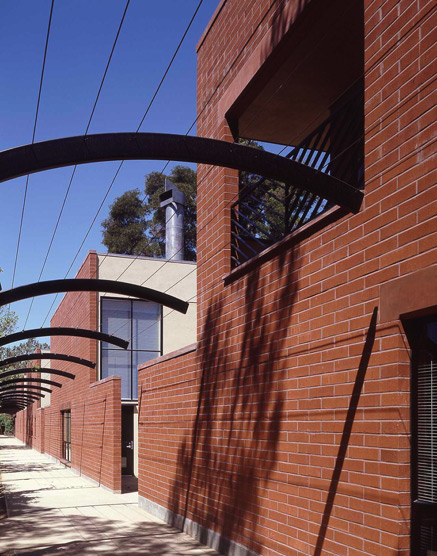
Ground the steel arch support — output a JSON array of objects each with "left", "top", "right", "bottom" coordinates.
[
  {"left": 0, "top": 327, "right": 128, "bottom": 349},
  {"left": 0, "top": 352, "right": 95, "bottom": 370},
  {"left": 0, "top": 367, "right": 75, "bottom": 381},
  {"left": 0, "top": 278, "right": 188, "bottom": 314},
  {"left": 0, "top": 133, "right": 363, "bottom": 212},
  {"left": 0, "top": 377, "right": 62, "bottom": 388}
]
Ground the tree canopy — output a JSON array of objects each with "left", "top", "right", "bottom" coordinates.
[
  {"left": 101, "top": 165, "right": 197, "bottom": 261},
  {"left": 0, "top": 306, "right": 49, "bottom": 370}
]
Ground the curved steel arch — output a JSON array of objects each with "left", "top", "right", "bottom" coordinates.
[
  {"left": 0, "top": 404, "right": 28, "bottom": 412},
  {"left": 0, "top": 394, "right": 44, "bottom": 403},
  {"left": 0, "top": 385, "right": 52, "bottom": 395},
  {"left": 0, "top": 133, "right": 362, "bottom": 212},
  {"left": 0, "top": 394, "right": 42, "bottom": 403},
  {"left": 0, "top": 278, "right": 188, "bottom": 314},
  {"left": 0, "top": 352, "right": 95, "bottom": 370},
  {"left": 0, "top": 377, "right": 62, "bottom": 388},
  {"left": 0, "top": 327, "right": 128, "bottom": 349},
  {"left": 0, "top": 367, "right": 75, "bottom": 381},
  {"left": 0, "top": 390, "right": 44, "bottom": 398}
]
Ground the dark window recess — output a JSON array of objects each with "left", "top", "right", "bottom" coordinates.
[
  {"left": 101, "top": 298, "right": 162, "bottom": 400},
  {"left": 408, "top": 317, "right": 437, "bottom": 555},
  {"left": 62, "top": 410, "right": 71, "bottom": 462},
  {"left": 231, "top": 87, "right": 364, "bottom": 268}
]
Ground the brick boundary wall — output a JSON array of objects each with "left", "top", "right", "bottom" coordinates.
[
  {"left": 137, "top": 1, "right": 436, "bottom": 555},
  {"left": 15, "top": 376, "right": 121, "bottom": 493},
  {"left": 14, "top": 251, "right": 123, "bottom": 493}
]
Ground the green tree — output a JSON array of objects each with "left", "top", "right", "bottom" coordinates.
[
  {"left": 0, "top": 413, "right": 14, "bottom": 434},
  {"left": 101, "top": 165, "right": 197, "bottom": 261},
  {"left": 0, "top": 305, "right": 49, "bottom": 374},
  {"left": 101, "top": 189, "right": 149, "bottom": 256}
]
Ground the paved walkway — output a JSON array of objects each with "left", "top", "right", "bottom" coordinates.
[{"left": 0, "top": 436, "right": 219, "bottom": 555}]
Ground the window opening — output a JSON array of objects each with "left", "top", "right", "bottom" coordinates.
[
  {"left": 231, "top": 86, "right": 364, "bottom": 268},
  {"left": 62, "top": 410, "right": 71, "bottom": 462},
  {"left": 101, "top": 297, "right": 162, "bottom": 400},
  {"left": 408, "top": 317, "right": 437, "bottom": 555}
]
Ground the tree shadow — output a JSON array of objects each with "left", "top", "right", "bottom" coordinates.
[
  {"left": 0, "top": 442, "right": 219, "bottom": 555},
  {"left": 167, "top": 246, "right": 298, "bottom": 554}
]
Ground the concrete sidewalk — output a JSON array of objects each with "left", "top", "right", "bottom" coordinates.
[{"left": 0, "top": 436, "right": 219, "bottom": 555}]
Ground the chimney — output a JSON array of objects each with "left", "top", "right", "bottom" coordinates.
[{"left": 159, "top": 178, "right": 185, "bottom": 261}]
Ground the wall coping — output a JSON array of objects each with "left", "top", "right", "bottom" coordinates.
[
  {"left": 196, "top": 0, "right": 229, "bottom": 52},
  {"left": 89, "top": 375, "right": 121, "bottom": 389},
  {"left": 138, "top": 343, "right": 198, "bottom": 371}
]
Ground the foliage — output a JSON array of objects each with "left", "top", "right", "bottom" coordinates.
[
  {"left": 101, "top": 165, "right": 197, "bottom": 261},
  {"left": 0, "top": 413, "right": 13, "bottom": 434},
  {"left": 101, "top": 189, "right": 148, "bottom": 256},
  {"left": 0, "top": 306, "right": 49, "bottom": 365}
]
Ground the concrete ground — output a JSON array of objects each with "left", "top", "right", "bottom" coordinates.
[{"left": 0, "top": 436, "right": 220, "bottom": 555}]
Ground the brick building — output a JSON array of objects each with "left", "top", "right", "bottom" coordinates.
[
  {"left": 135, "top": 1, "right": 436, "bottom": 555},
  {"left": 13, "top": 0, "right": 436, "bottom": 554},
  {"left": 15, "top": 251, "right": 197, "bottom": 492}
]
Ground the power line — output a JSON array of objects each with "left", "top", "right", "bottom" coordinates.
[
  {"left": 49, "top": 0, "right": 356, "bottom": 330},
  {"left": 11, "top": 0, "right": 55, "bottom": 291},
  {"left": 40, "top": 0, "right": 204, "bottom": 328},
  {"left": 23, "top": 0, "right": 131, "bottom": 329},
  {"left": 48, "top": 0, "right": 432, "bottom": 336}
]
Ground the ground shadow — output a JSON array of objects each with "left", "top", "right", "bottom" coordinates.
[{"left": 0, "top": 438, "right": 217, "bottom": 556}]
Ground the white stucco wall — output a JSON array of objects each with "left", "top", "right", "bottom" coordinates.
[{"left": 97, "top": 253, "right": 197, "bottom": 362}]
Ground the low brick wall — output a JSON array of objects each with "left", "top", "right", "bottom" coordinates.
[{"left": 15, "top": 376, "right": 121, "bottom": 493}]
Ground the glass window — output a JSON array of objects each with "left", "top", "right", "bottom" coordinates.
[
  {"left": 101, "top": 298, "right": 131, "bottom": 349},
  {"left": 101, "top": 298, "right": 162, "bottom": 400},
  {"left": 62, "top": 410, "right": 71, "bottom": 462},
  {"left": 407, "top": 317, "right": 437, "bottom": 555}
]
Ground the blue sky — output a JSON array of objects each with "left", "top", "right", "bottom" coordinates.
[{"left": 0, "top": 0, "right": 219, "bottom": 332}]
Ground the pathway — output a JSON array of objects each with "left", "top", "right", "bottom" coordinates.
[{"left": 0, "top": 436, "right": 219, "bottom": 555}]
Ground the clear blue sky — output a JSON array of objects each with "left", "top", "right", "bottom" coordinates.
[{"left": 0, "top": 0, "right": 219, "bottom": 332}]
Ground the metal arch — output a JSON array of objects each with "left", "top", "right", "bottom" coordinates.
[
  {"left": 0, "top": 394, "right": 44, "bottom": 402},
  {"left": 0, "top": 377, "right": 62, "bottom": 388},
  {"left": 0, "top": 278, "right": 189, "bottom": 314},
  {"left": 0, "top": 367, "right": 76, "bottom": 381},
  {"left": 0, "top": 394, "right": 42, "bottom": 402},
  {"left": 0, "top": 352, "right": 95, "bottom": 370},
  {"left": 0, "top": 385, "right": 53, "bottom": 395},
  {"left": 0, "top": 390, "right": 44, "bottom": 398},
  {"left": 0, "top": 133, "right": 363, "bottom": 212},
  {"left": 0, "top": 327, "right": 128, "bottom": 349},
  {"left": 0, "top": 404, "right": 28, "bottom": 412}
]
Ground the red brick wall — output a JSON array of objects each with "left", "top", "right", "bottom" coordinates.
[
  {"left": 138, "top": 1, "right": 436, "bottom": 555},
  {"left": 14, "top": 251, "right": 122, "bottom": 492}
]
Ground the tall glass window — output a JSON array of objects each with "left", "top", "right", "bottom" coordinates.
[
  {"left": 101, "top": 298, "right": 161, "bottom": 399},
  {"left": 407, "top": 317, "right": 437, "bottom": 555},
  {"left": 62, "top": 410, "right": 71, "bottom": 462}
]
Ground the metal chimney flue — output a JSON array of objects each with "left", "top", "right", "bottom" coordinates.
[{"left": 159, "top": 178, "right": 185, "bottom": 261}]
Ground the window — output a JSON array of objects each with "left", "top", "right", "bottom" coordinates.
[
  {"left": 101, "top": 298, "right": 161, "bottom": 400},
  {"left": 62, "top": 410, "right": 71, "bottom": 462},
  {"left": 230, "top": 86, "right": 364, "bottom": 269},
  {"left": 408, "top": 317, "right": 437, "bottom": 555}
]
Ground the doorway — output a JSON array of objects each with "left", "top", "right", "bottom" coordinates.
[{"left": 121, "top": 405, "right": 134, "bottom": 476}]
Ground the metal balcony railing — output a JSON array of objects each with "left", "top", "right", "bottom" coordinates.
[{"left": 231, "top": 88, "right": 364, "bottom": 268}]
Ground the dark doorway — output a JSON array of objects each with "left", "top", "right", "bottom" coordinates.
[{"left": 121, "top": 405, "right": 134, "bottom": 476}]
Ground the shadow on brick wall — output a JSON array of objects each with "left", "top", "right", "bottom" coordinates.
[{"left": 168, "top": 247, "right": 298, "bottom": 554}]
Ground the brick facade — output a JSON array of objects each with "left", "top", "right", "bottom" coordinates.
[
  {"left": 137, "top": 1, "right": 436, "bottom": 555},
  {"left": 14, "top": 252, "right": 122, "bottom": 492}
]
